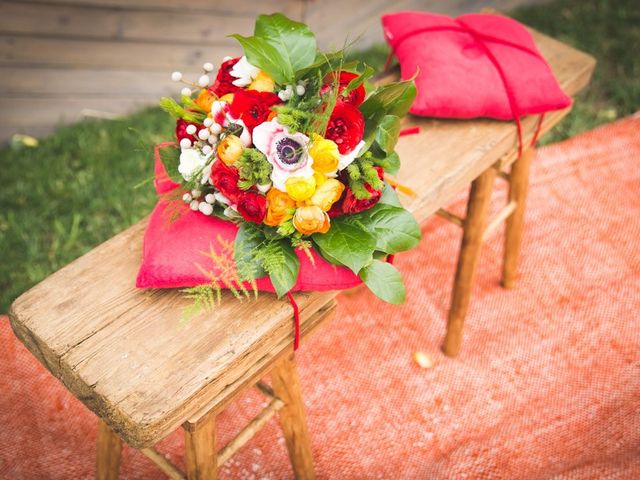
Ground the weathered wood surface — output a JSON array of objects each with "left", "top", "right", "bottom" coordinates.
[{"left": 8, "top": 30, "right": 595, "bottom": 449}]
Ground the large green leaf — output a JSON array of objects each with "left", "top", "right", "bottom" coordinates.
[
  {"left": 358, "top": 204, "right": 421, "bottom": 254},
  {"left": 359, "top": 260, "right": 406, "bottom": 304},
  {"left": 375, "top": 115, "right": 401, "bottom": 154},
  {"left": 312, "top": 220, "right": 376, "bottom": 274},
  {"left": 254, "top": 13, "right": 316, "bottom": 74},
  {"left": 379, "top": 181, "right": 402, "bottom": 207},
  {"left": 267, "top": 239, "right": 300, "bottom": 298},
  {"left": 230, "top": 35, "right": 293, "bottom": 84},
  {"left": 234, "top": 223, "right": 267, "bottom": 281},
  {"left": 360, "top": 79, "right": 417, "bottom": 120}
]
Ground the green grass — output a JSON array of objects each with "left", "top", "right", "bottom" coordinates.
[{"left": 0, "top": 0, "right": 638, "bottom": 312}]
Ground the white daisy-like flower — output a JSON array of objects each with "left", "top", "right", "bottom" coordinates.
[
  {"left": 229, "top": 56, "right": 260, "bottom": 87},
  {"left": 252, "top": 119, "right": 315, "bottom": 191},
  {"left": 338, "top": 140, "right": 366, "bottom": 171},
  {"left": 178, "top": 148, "right": 211, "bottom": 182}
]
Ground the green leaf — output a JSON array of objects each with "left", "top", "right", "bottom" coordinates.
[
  {"left": 379, "top": 181, "right": 402, "bottom": 207},
  {"left": 234, "top": 223, "right": 267, "bottom": 281},
  {"left": 158, "top": 144, "right": 182, "bottom": 182},
  {"left": 358, "top": 204, "right": 421, "bottom": 254},
  {"left": 375, "top": 151, "right": 401, "bottom": 175},
  {"left": 360, "top": 78, "right": 417, "bottom": 119},
  {"left": 375, "top": 115, "right": 401, "bottom": 153},
  {"left": 231, "top": 34, "right": 292, "bottom": 84},
  {"left": 342, "top": 65, "right": 375, "bottom": 95},
  {"left": 312, "top": 220, "right": 376, "bottom": 274},
  {"left": 267, "top": 240, "right": 300, "bottom": 298},
  {"left": 254, "top": 13, "right": 316, "bottom": 73},
  {"left": 359, "top": 260, "right": 406, "bottom": 304}
]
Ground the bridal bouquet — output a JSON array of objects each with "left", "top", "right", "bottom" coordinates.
[{"left": 150, "top": 13, "right": 419, "bottom": 305}]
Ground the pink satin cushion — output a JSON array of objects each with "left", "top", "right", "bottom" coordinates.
[
  {"left": 381, "top": 12, "right": 572, "bottom": 120},
  {"left": 136, "top": 145, "right": 362, "bottom": 292}
]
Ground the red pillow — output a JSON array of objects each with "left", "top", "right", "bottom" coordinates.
[
  {"left": 381, "top": 12, "right": 572, "bottom": 120},
  {"left": 136, "top": 146, "right": 362, "bottom": 293}
]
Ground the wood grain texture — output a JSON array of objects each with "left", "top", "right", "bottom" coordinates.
[
  {"left": 96, "top": 419, "right": 122, "bottom": 480},
  {"left": 184, "top": 414, "right": 217, "bottom": 480},
  {"left": 8, "top": 30, "right": 595, "bottom": 448}
]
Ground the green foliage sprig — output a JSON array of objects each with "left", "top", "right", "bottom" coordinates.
[{"left": 236, "top": 148, "right": 272, "bottom": 189}]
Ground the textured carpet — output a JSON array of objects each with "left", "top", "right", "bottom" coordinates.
[{"left": 1, "top": 115, "right": 639, "bottom": 479}]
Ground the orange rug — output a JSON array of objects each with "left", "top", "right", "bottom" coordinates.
[{"left": 2, "top": 115, "right": 639, "bottom": 479}]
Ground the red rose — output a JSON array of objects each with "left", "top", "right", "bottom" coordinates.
[
  {"left": 210, "top": 161, "right": 241, "bottom": 204},
  {"left": 328, "top": 167, "right": 384, "bottom": 217},
  {"left": 321, "top": 71, "right": 366, "bottom": 107},
  {"left": 325, "top": 102, "right": 365, "bottom": 154},
  {"left": 175, "top": 119, "right": 197, "bottom": 143},
  {"left": 210, "top": 57, "right": 242, "bottom": 97},
  {"left": 236, "top": 191, "right": 267, "bottom": 224},
  {"left": 230, "top": 90, "right": 281, "bottom": 133}
]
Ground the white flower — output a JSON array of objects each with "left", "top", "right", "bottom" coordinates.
[
  {"left": 229, "top": 56, "right": 260, "bottom": 87},
  {"left": 178, "top": 148, "right": 209, "bottom": 181},
  {"left": 252, "top": 119, "right": 314, "bottom": 191},
  {"left": 338, "top": 140, "right": 366, "bottom": 171}
]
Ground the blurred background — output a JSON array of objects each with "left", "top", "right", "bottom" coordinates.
[{"left": 0, "top": 0, "right": 638, "bottom": 311}]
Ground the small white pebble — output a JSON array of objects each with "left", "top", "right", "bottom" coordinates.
[
  {"left": 295, "top": 84, "right": 305, "bottom": 96},
  {"left": 171, "top": 71, "right": 182, "bottom": 82},
  {"left": 205, "top": 193, "right": 216, "bottom": 204},
  {"left": 201, "top": 145, "right": 212, "bottom": 155},
  {"left": 189, "top": 200, "right": 199, "bottom": 211},
  {"left": 203, "top": 117, "right": 213, "bottom": 127},
  {"left": 223, "top": 56, "right": 232, "bottom": 62},
  {"left": 202, "top": 62, "right": 214, "bottom": 72},
  {"left": 185, "top": 124, "right": 197, "bottom": 135},
  {"left": 182, "top": 193, "right": 192, "bottom": 202},
  {"left": 198, "top": 202, "right": 213, "bottom": 215},
  {"left": 198, "top": 129, "right": 210, "bottom": 140},
  {"left": 210, "top": 123, "right": 222, "bottom": 135},
  {"left": 191, "top": 189, "right": 202, "bottom": 197},
  {"left": 198, "top": 74, "right": 210, "bottom": 87},
  {"left": 181, "top": 87, "right": 192, "bottom": 96},
  {"left": 179, "top": 138, "right": 191, "bottom": 148}
]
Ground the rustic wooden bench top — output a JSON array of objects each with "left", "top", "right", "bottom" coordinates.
[{"left": 9, "top": 28, "right": 595, "bottom": 449}]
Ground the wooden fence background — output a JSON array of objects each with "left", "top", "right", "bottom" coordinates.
[{"left": 0, "top": 0, "right": 543, "bottom": 142}]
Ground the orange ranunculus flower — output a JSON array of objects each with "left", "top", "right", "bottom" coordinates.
[
  {"left": 264, "top": 188, "right": 296, "bottom": 226},
  {"left": 309, "top": 178, "right": 345, "bottom": 212},
  {"left": 293, "top": 206, "right": 330, "bottom": 235},
  {"left": 217, "top": 134, "right": 244, "bottom": 165},
  {"left": 248, "top": 71, "right": 276, "bottom": 93},
  {"left": 195, "top": 89, "right": 216, "bottom": 112},
  {"left": 309, "top": 134, "right": 340, "bottom": 174}
]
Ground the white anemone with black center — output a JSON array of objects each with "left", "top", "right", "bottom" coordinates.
[{"left": 252, "top": 118, "right": 314, "bottom": 191}]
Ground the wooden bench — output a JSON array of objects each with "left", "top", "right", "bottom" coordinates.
[{"left": 8, "top": 28, "right": 595, "bottom": 479}]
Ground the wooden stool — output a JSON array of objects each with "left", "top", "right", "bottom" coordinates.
[{"left": 9, "top": 219, "right": 338, "bottom": 479}]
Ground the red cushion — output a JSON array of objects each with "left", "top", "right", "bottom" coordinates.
[
  {"left": 381, "top": 12, "right": 572, "bottom": 120},
  {"left": 136, "top": 146, "right": 362, "bottom": 292}
]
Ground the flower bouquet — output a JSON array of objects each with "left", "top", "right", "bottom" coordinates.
[{"left": 139, "top": 13, "right": 420, "bottom": 315}]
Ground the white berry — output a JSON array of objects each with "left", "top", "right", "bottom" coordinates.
[
  {"left": 182, "top": 193, "right": 192, "bottom": 202},
  {"left": 181, "top": 87, "right": 192, "bottom": 96},
  {"left": 223, "top": 56, "right": 232, "bottom": 62},
  {"left": 185, "top": 124, "right": 197, "bottom": 135},
  {"left": 205, "top": 193, "right": 216, "bottom": 204},
  {"left": 198, "top": 129, "right": 210, "bottom": 140},
  {"left": 171, "top": 71, "right": 183, "bottom": 82},
  {"left": 208, "top": 135, "right": 217, "bottom": 145},
  {"left": 189, "top": 200, "right": 199, "bottom": 211},
  {"left": 179, "top": 138, "right": 191, "bottom": 148},
  {"left": 210, "top": 123, "right": 222, "bottom": 135},
  {"left": 198, "top": 75, "right": 210, "bottom": 87},
  {"left": 198, "top": 202, "right": 214, "bottom": 215},
  {"left": 203, "top": 117, "right": 213, "bottom": 127},
  {"left": 257, "top": 183, "right": 271, "bottom": 193},
  {"left": 202, "top": 145, "right": 212, "bottom": 155},
  {"left": 203, "top": 62, "right": 214, "bottom": 72},
  {"left": 191, "top": 189, "right": 202, "bottom": 197},
  {"left": 295, "top": 85, "right": 305, "bottom": 96}
]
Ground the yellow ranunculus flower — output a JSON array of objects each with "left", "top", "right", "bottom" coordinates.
[
  {"left": 309, "top": 178, "right": 345, "bottom": 212},
  {"left": 313, "top": 171, "right": 327, "bottom": 187},
  {"left": 308, "top": 134, "right": 340, "bottom": 174},
  {"left": 217, "top": 134, "right": 243, "bottom": 165},
  {"left": 293, "top": 206, "right": 330, "bottom": 235},
  {"left": 285, "top": 175, "right": 316, "bottom": 202},
  {"left": 195, "top": 89, "right": 216, "bottom": 112},
  {"left": 264, "top": 188, "right": 296, "bottom": 226},
  {"left": 219, "top": 93, "right": 235, "bottom": 103},
  {"left": 248, "top": 71, "right": 276, "bottom": 93}
]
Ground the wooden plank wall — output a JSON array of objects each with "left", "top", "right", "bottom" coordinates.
[{"left": 0, "top": 0, "right": 544, "bottom": 142}]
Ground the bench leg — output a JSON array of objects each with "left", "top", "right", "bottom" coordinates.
[
  {"left": 184, "top": 414, "right": 217, "bottom": 480},
  {"left": 96, "top": 420, "right": 122, "bottom": 480},
  {"left": 443, "top": 167, "right": 497, "bottom": 357},
  {"left": 502, "top": 148, "right": 534, "bottom": 289},
  {"left": 271, "top": 354, "right": 316, "bottom": 480}
]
